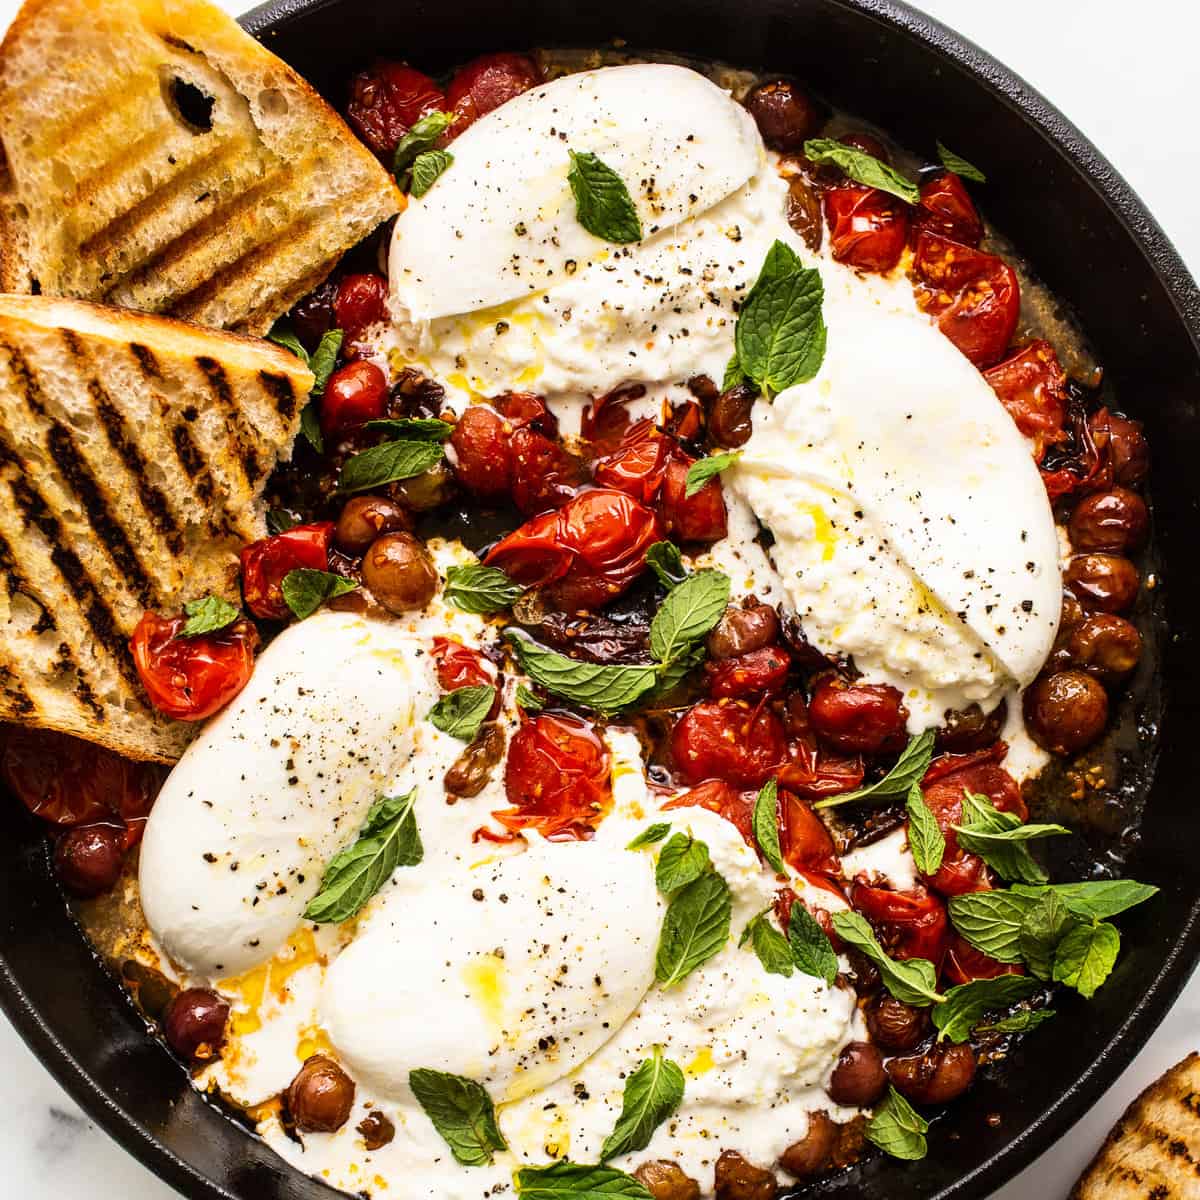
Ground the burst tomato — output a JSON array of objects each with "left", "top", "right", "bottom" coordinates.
[
  {"left": 445, "top": 53, "right": 541, "bottom": 137},
  {"left": 912, "top": 231, "right": 1020, "bottom": 367},
  {"left": 707, "top": 646, "right": 790, "bottom": 699},
  {"left": 496, "top": 712, "right": 611, "bottom": 839},
  {"left": 913, "top": 172, "right": 982, "bottom": 246},
  {"left": 662, "top": 779, "right": 754, "bottom": 846},
  {"left": 431, "top": 638, "right": 496, "bottom": 690},
  {"left": 450, "top": 405, "right": 511, "bottom": 498},
  {"left": 333, "top": 273, "right": 389, "bottom": 340},
  {"left": 582, "top": 384, "right": 646, "bottom": 457},
  {"left": 130, "top": 613, "right": 257, "bottom": 722},
  {"left": 346, "top": 62, "right": 445, "bottom": 158},
  {"left": 778, "top": 691, "right": 865, "bottom": 798},
  {"left": 320, "top": 361, "right": 388, "bottom": 437},
  {"left": 851, "top": 881, "right": 949, "bottom": 967},
  {"left": 943, "top": 932, "right": 1025, "bottom": 986},
  {"left": 983, "top": 340, "right": 1069, "bottom": 461},
  {"left": 824, "top": 185, "right": 909, "bottom": 273},
  {"left": 509, "top": 426, "right": 584, "bottom": 515},
  {"left": 241, "top": 523, "right": 334, "bottom": 620},
  {"left": 659, "top": 454, "right": 728, "bottom": 544},
  {"left": 670, "top": 699, "right": 787, "bottom": 789},
  {"left": 449, "top": 395, "right": 565, "bottom": 506},
  {"left": 780, "top": 789, "right": 839, "bottom": 876},
  {"left": 807, "top": 677, "right": 908, "bottom": 755},
  {"left": 592, "top": 421, "right": 670, "bottom": 504}
]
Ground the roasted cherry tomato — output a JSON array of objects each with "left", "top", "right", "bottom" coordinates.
[
  {"left": 320, "top": 361, "right": 388, "bottom": 438},
  {"left": 496, "top": 712, "right": 611, "bottom": 839},
  {"left": 912, "top": 231, "right": 1019, "bottom": 367},
  {"left": 983, "top": 340, "right": 1069, "bottom": 461},
  {"left": 581, "top": 384, "right": 646, "bottom": 457},
  {"left": 780, "top": 789, "right": 839, "bottom": 877},
  {"left": 807, "top": 677, "right": 908, "bottom": 755},
  {"left": 824, "top": 186, "right": 909, "bottom": 273},
  {"left": 333, "top": 273, "right": 389, "bottom": 340},
  {"left": 2, "top": 728, "right": 161, "bottom": 848},
  {"left": 346, "top": 62, "right": 445, "bottom": 158},
  {"left": 943, "top": 932, "right": 1025, "bottom": 986},
  {"left": 707, "top": 646, "right": 790, "bottom": 699},
  {"left": 131, "top": 613, "right": 257, "bottom": 722},
  {"left": 670, "top": 699, "right": 787, "bottom": 790},
  {"left": 592, "top": 421, "right": 670, "bottom": 504},
  {"left": 445, "top": 53, "right": 541, "bottom": 138},
  {"left": 449, "top": 394, "right": 563, "bottom": 504},
  {"left": 509, "top": 427, "right": 584, "bottom": 515},
  {"left": 913, "top": 172, "right": 982, "bottom": 247},
  {"left": 659, "top": 454, "right": 728, "bottom": 544},
  {"left": 449, "top": 405, "right": 510, "bottom": 498},
  {"left": 241, "top": 522, "right": 334, "bottom": 620},
  {"left": 778, "top": 690, "right": 865, "bottom": 798},
  {"left": 774, "top": 885, "right": 844, "bottom": 947},
  {"left": 851, "top": 881, "right": 949, "bottom": 967},
  {"left": 431, "top": 637, "right": 499, "bottom": 717},
  {"left": 663, "top": 779, "right": 754, "bottom": 846}
]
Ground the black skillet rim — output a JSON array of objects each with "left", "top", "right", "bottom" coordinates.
[{"left": 1, "top": 0, "right": 1197, "bottom": 1197}]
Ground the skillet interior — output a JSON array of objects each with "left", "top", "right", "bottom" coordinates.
[{"left": 2, "top": 1, "right": 1199, "bottom": 1197}]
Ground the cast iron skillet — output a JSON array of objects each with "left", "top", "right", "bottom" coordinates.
[{"left": 1, "top": 1, "right": 1197, "bottom": 1197}]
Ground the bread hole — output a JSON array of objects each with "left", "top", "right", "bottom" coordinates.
[
  {"left": 162, "top": 72, "right": 215, "bottom": 134},
  {"left": 258, "top": 88, "right": 288, "bottom": 118}
]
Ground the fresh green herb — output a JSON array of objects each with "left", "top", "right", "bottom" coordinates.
[
  {"left": 650, "top": 640, "right": 707, "bottom": 698},
  {"left": 803, "top": 138, "right": 921, "bottom": 204},
  {"left": 408, "top": 1068, "right": 506, "bottom": 1167},
  {"left": 180, "top": 595, "right": 239, "bottom": 637},
  {"left": 655, "top": 870, "right": 732, "bottom": 988},
  {"left": 1010, "top": 880, "right": 1158, "bottom": 921},
  {"left": 975, "top": 1008, "right": 1056, "bottom": 1035},
  {"left": 645, "top": 541, "right": 688, "bottom": 590},
  {"left": 444, "top": 564, "right": 523, "bottom": 614},
  {"left": 1053, "top": 920, "right": 1121, "bottom": 999},
  {"left": 721, "top": 353, "right": 747, "bottom": 393},
  {"left": 655, "top": 833, "right": 711, "bottom": 894},
  {"left": 567, "top": 150, "right": 642, "bottom": 244},
  {"left": 741, "top": 909, "right": 795, "bottom": 977},
  {"left": 363, "top": 417, "right": 453, "bottom": 441},
  {"left": 954, "top": 792, "right": 1070, "bottom": 885},
  {"left": 947, "top": 890, "right": 1039, "bottom": 964},
  {"left": 627, "top": 823, "right": 671, "bottom": 851},
  {"left": 1018, "top": 889, "right": 1075, "bottom": 981},
  {"left": 394, "top": 111, "right": 454, "bottom": 179},
  {"left": 936, "top": 141, "right": 987, "bottom": 183},
  {"left": 734, "top": 240, "right": 826, "bottom": 395},
  {"left": 515, "top": 683, "right": 544, "bottom": 713},
  {"left": 337, "top": 438, "right": 445, "bottom": 493},
  {"left": 266, "top": 323, "right": 342, "bottom": 450},
  {"left": 753, "top": 778, "right": 786, "bottom": 875},
  {"left": 428, "top": 685, "right": 496, "bottom": 741},
  {"left": 649, "top": 569, "right": 730, "bottom": 666},
  {"left": 299, "top": 403, "right": 324, "bottom": 452},
  {"left": 265, "top": 508, "right": 299, "bottom": 534},
  {"left": 830, "top": 911, "right": 943, "bottom": 1007},
  {"left": 410, "top": 148, "right": 454, "bottom": 197},
  {"left": 281, "top": 568, "right": 359, "bottom": 620},
  {"left": 267, "top": 321, "right": 308, "bottom": 361},
  {"left": 905, "top": 781, "right": 945, "bottom": 876},
  {"left": 932, "top": 976, "right": 1040, "bottom": 1043},
  {"left": 598, "top": 1047, "right": 685, "bottom": 1162},
  {"left": 303, "top": 790, "right": 422, "bottom": 923},
  {"left": 309, "top": 329, "right": 344, "bottom": 396},
  {"left": 789, "top": 902, "right": 838, "bottom": 986},
  {"left": 513, "top": 1162, "right": 653, "bottom": 1199},
  {"left": 684, "top": 451, "right": 741, "bottom": 498},
  {"left": 505, "top": 630, "right": 659, "bottom": 713},
  {"left": 815, "top": 730, "right": 936, "bottom": 810},
  {"left": 866, "top": 1086, "right": 929, "bottom": 1162}
]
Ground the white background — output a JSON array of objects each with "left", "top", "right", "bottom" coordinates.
[{"left": 0, "top": 0, "right": 1195, "bottom": 1197}]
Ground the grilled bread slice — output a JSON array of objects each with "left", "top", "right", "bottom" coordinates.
[
  {"left": 0, "top": 294, "right": 313, "bottom": 762},
  {"left": 0, "top": 0, "right": 402, "bottom": 334},
  {"left": 1072, "top": 1052, "right": 1200, "bottom": 1198}
]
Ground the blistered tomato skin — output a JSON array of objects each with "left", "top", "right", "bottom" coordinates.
[
  {"left": 670, "top": 700, "right": 787, "bottom": 790},
  {"left": 431, "top": 637, "right": 500, "bottom": 718},
  {"left": 361, "top": 532, "right": 438, "bottom": 614},
  {"left": 285, "top": 1055, "right": 356, "bottom": 1133},
  {"left": 1023, "top": 670, "right": 1109, "bottom": 754},
  {"left": 320, "top": 361, "right": 388, "bottom": 438},
  {"left": 1065, "top": 613, "right": 1143, "bottom": 683},
  {"left": 346, "top": 62, "right": 445, "bottom": 158},
  {"left": 943, "top": 932, "right": 1025, "bottom": 985},
  {"left": 914, "top": 172, "right": 982, "bottom": 246},
  {"left": 1065, "top": 553, "right": 1140, "bottom": 614},
  {"left": 827, "top": 1041, "right": 888, "bottom": 1107},
  {"left": 445, "top": 53, "right": 542, "bottom": 137},
  {"left": 509, "top": 426, "right": 584, "bottom": 515},
  {"left": 779, "top": 790, "right": 839, "bottom": 876},
  {"left": 807, "top": 677, "right": 908, "bottom": 754},
  {"left": 130, "top": 614, "right": 257, "bottom": 722},
  {"left": 663, "top": 780, "right": 755, "bottom": 845},
  {"left": 334, "top": 495, "right": 412, "bottom": 555},
  {"left": 659, "top": 455, "right": 728, "bottom": 544},
  {"left": 887, "top": 1042, "right": 977, "bottom": 1106},
  {"left": 851, "top": 882, "right": 949, "bottom": 966},
  {"left": 865, "top": 994, "right": 929, "bottom": 1051},
  {"left": 333, "top": 273, "right": 389, "bottom": 339},
  {"left": 1068, "top": 487, "right": 1149, "bottom": 555},
  {"left": 824, "top": 186, "right": 909, "bottom": 273},
  {"left": 450, "top": 405, "right": 511, "bottom": 498},
  {"left": 707, "top": 646, "right": 790, "bottom": 699},
  {"left": 241, "top": 523, "right": 334, "bottom": 620},
  {"left": 983, "top": 340, "right": 1069, "bottom": 460}
]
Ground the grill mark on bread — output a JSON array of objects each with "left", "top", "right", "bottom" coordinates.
[
  {"left": 195, "top": 355, "right": 262, "bottom": 483},
  {"left": 233, "top": 255, "right": 342, "bottom": 336},
  {"left": 55, "top": 641, "right": 104, "bottom": 720},
  {"left": 0, "top": 527, "right": 54, "bottom": 634},
  {"left": 61, "top": 119, "right": 182, "bottom": 213},
  {"left": 0, "top": 660, "right": 34, "bottom": 716},
  {"left": 257, "top": 370, "right": 299, "bottom": 422}
]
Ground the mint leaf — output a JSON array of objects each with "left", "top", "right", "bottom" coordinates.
[
  {"left": 954, "top": 792, "right": 1069, "bottom": 884},
  {"left": 394, "top": 111, "right": 454, "bottom": 178},
  {"left": 866, "top": 1086, "right": 928, "bottom": 1161},
  {"left": 598, "top": 1047, "right": 685, "bottom": 1162},
  {"left": 268, "top": 322, "right": 341, "bottom": 448},
  {"left": 303, "top": 790, "right": 422, "bottom": 923},
  {"left": 905, "top": 781, "right": 945, "bottom": 876},
  {"left": 753, "top": 778, "right": 786, "bottom": 875},
  {"left": 803, "top": 138, "right": 920, "bottom": 204},
  {"left": 947, "top": 890, "right": 1039, "bottom": 964},
  {"left": 722, "top": 353, "right": 746, "bottom": 392},
  {"left": 281, "top": 568, "right": 359, "bottom": 620},
  {"left": 936, "top": 141, "right": 986, "bottom": 183},
  {"left": 515, "top": 683, "right": 543, "bottom": 713},
  {"left": 649, "top": 569, "right": 730, "bottom": 665},
  {"left": 1019, "top": 889, "right": 1075, "bottom": 981},
  {"left": 645, "top": 541, "right": 688, "bottom": 590},
  {"left": 627, "top": 823, "right": 671, "bottom": 851},
  {"left": 408, "top": 1068, "right": 506, "bottom": 1166},
  {"left": 267, "top": 320, "right": 309, "bottom": 363},
  {"left": 932, "top": 976, "right": 1040, "bottom": 1043},
  {"left": 976, "top": 1008, "right": 1056, "bottom": 1035},
  {"left": 743, "top": 911, "right": 794, "bottom": 977},
  {"left": 309, "top": 329, "right": 344, "bottom": 396},
  {"left": 364, "top": 417, "right": 453, "bottom": 441},
  {"left": 514, "top": 1162, "right": 653, "bottom": 1199},
  {"left": 338, "top": 438, "right": 445, "bottom": 493},
  {"left": 1010, "top": 880, "right": 1158, "bottom": 921},
  {"left": 655, "top": 833, "right": 710, "bottom": 894},
  {"left": 444, "top": 564, "right": 522, "bottom": 614},
  {"left": 830, "top": 911, "right": 943, "bottom": 1006},
  {"left": 815, "top": 730, "right": 935, "bottom": 810},
  {"left": 684, "top": 451, "right": 740, "bottom": 498},
  {"left": 650, "top": 640, "right": 706, "bottom": 699},
  {"left": 265, "top": 508, "right": 299, "bottom": 535},
  {"left": 410, "top": 149, "right": 453, "bottom": 197},
  {"left": 428, "top": 685, "right": 495, "bottom": 741},
  {"left": 505, "top": 630, "right": 659, "bottom": 713},
  {"left": 789, "top": 902, "right": 838, "bottom": 986},
  {"left": 181, "top": 594, "right": 239, "bottom": 637},
  {"left": 299, "top": 403, "right": 323, "bottom": 452},
  {"left": 1053, "top": 920, "right": 1121, "bottom": 998},
  {"left": 734, "top": 240, "right": 826, "bottom": 395},
  {"left": 655, "top": 870, "right": 731, "bottom": 988},
  {"left": 567, "top": 150, "right": 642, "bottom": 244}
]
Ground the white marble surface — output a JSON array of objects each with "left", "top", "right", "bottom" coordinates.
[{"left": 0, "top": 0, "right": 1196, "bottom": 1196}]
